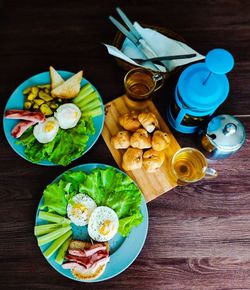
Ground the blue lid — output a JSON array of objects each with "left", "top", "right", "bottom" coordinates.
[
  {"left": 206, "top": 49, "right": 234, "bottom": 75},
  {"left": 177, "top": 49, "right": 234, "bottom": 111}
]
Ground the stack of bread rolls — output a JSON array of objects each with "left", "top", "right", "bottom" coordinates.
[{"left": 111, "top": 111, "right": 170, "bottom": 172}]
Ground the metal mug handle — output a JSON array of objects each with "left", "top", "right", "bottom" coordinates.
[
  {"left": 152, "top": 73, "right": 164, "bottom": 91},
  {"left": 204, "top": 168, "right": 218, "bottom": 179}
]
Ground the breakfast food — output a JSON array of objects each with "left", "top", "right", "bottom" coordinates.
[
  {"left": 122, "top": 147, "right": 143, "bottom": 171},
  {"left": 55, "top": 103, "right": 81, "bottom": 129},
  {"left": 4, "top": 67, "right": 104, "bottom": 166},
  {"left": 112, "top": 111, "right": 170, "bottom": 172},
  {"left": 35, "top": 167, "right": 144, "bottom": 281},
  {"left": 62, "top": 240, "right": 110, "bottom": 281},
  {"left": 11, "top": 120, "right": 36, "bottom": 138},
  {"left": 111, "top": 131, "right": 131, "bottom": 149},
  {"left": 152, "top": 130, "right": 170, "bottom": 151},
  {"left": 119, "top": 111, "right": 141, "bottom": 132},
  {"left": 33, "top": 117, "right": 59, "bottom": 144},
  {"left": 143, "top": 149, "right": 165, "bottom": 172},
  {"left": 130, "top": 128, "right": 151, "bottom": 149},
  {"left": 88, "top": 206, "right": 119, "bottom": 242},
  {"left": 52, "top": 71, "right": 83, "bottom": 99},
  {"left": 23, "top": 85, "right": 59, "bottom": 116},
  {"left": 50, "top": 66, "right": 64, "bottom": 90},
  {"left": 5, "top": 109, "right": 45, "bottom": 122},
  {"left": 67, "top": 194, "right": 97, "bottom": 226},
  {"left": 138, "top": 112, "right": 159, "bottom": 133}
]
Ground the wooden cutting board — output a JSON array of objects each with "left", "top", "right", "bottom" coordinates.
[{"left": 101, "top": 95, "right": 181, "bottom": 202}]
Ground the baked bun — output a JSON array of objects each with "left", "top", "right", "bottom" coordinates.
[
  {"left": 143, "top": 149, "right": 165, "bottom": 172},
  {"left": 138, "top": 112, "right": 159, "bottom": 133},
  {"left": 111, "top": 131, "right": 131, "bottom": 149},
  {"left": 72, "top": 263, "right": 106, "bottom": 281},
  {"left": 119, "top": 111, "right": 141, "bottom": 132},
  {"left": 130, "top": 129, "right": 151, "bottom": 149},
  {"left": 152, "top": 130, "right": 170, "bottom": 151},
  {"left": 122, "top": 148, "right": 143, "bottom": 171}
]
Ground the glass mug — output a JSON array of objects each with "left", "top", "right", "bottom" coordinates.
[
  {"left": 124, "top": 67, "right": 164, "bottom": 110},
  {"left": 171, "top": 147, "right": 217, "bottom": 185}
]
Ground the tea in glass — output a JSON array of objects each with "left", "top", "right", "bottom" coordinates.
[
  {"left": 171, "top": 147, "right": 217, "bottom": 185},
  {"left": 124, "top": 68, "right": 164, "bottom": 109}
]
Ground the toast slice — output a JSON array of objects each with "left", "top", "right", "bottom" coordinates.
[
  {"left": 49, "top": 66, "right": 64, "bottom": 90},
  {"left": 51, "top": 71, "right": 83, "bottom": 99},
  {"left": 69, "top": 240, "right": 109, "bottom": 252},
  {"left": 72, "top": 263, "right": 106, "bottom": 281}
]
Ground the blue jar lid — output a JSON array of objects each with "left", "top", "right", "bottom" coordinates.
[{"left": 177, "top": 49, "right": 234, "bottom": 112}]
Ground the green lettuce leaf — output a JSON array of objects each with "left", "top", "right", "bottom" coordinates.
[
  {"left": 119, "top": 212, "right": 143, "bottom": 237},
  {"left": 41, "top": 180, "right": 68, "bottom": 216},
  {"left": 17, "top": 117, "right": 95, "bottom": 166}
]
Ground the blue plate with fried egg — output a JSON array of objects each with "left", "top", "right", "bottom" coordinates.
[
  {"left": 35, "top": 163, "right": 148, "bottom": 282},
  {"left": 3, "top": 71, "right": 105, "bottom": 166}
]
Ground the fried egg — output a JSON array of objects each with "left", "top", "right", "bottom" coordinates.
[
  {"left": 67, "top": 194, "right": 97, "bottom": 226},
  {"left": 54, "top": 103, "right": 81, "bottom": 129},
  {"left": 88, "top": 206, "right": 119, "bottom": 242},
  {"left": 33, "top": 117, "right": 59, "bottom": 144}
]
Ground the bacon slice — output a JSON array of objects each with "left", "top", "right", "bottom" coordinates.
[
  {"left": 62, "top": 256, "right": 110, "bottom": 272},
  {"left": 68, "top": 244, "right": 106, "bottom": 257},
  {"left": 62, "top": 262, "right": 81, "bottom": 270},
  {"left": 5, "top": 110, "right": 45, "bottom": 122},
  {"left": 11, "top": 120, "right": 36, "bottom": 138},
  {"left": 65, "top": 250, "right": 108, "bottom": 269}
]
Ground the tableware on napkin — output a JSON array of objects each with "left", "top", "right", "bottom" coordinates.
[{"left": 105, "top": 22, "right": 205, "bottom": 73}]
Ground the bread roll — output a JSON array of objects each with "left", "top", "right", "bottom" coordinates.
[
  {"left": 122, "top": 148, "right": 143, "bottom": 171},
  {"left": 130, "top": 128, "right": 151, "bottom": 149},
  {"left": 138, "top": 112, "right": 159, "bottom": 133},
  {"left": 143, "top": 149, "right": 165, "bottom": 172},
  {"left": 152, "top": 130, "right": 170, "bottom": 151},
  {"left": 111, "top": 131, "right": 131, "bottom": 149},
  {"left": 119, "top": 111, "right": 141, "bottom": 132}
]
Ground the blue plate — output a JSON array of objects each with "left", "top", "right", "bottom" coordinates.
[
  {"left": 35, "top": 163, "right": 148, "bottom": 282},
  {"left": 3, "top": 71, "right": 105, "bottom": 166}
]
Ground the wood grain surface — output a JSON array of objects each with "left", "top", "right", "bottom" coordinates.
[
  {"left": 0, "top": 0, "right": 250, "bottom": 289},
  {"left": 102, "top": 95, "right": 180, "bottom": 202}
]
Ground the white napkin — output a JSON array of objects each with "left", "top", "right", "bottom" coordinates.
[{"left": 104, "top": 22, "right": 205, "bottom": 73}]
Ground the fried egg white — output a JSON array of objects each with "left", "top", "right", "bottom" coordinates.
[
  {"left": 54, "top": 103, "right": 81, "bottom": 129},
  {"left": 67, "top": 194, "right": 97, "bottom": 226},
  {"left": 33, "top": 117, "right": 59, "bottom": 144},
  {"left": 88, "top": 206, "right": 119, "bottom": 242}
]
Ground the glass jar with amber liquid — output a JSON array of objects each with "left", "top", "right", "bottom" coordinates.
[{"left": 124, "top": 68, "right": 164, "bottom": 110}]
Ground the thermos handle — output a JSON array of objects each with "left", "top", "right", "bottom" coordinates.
[
  {"left": 204, "top": 168, "right": 218, "bottom": 179},
  {"left": 175, "top": 109, "right": 187, "bottom": 126}
]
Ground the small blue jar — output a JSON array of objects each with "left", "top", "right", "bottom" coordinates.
[{"left": 167, "top": 49, "right": 234, "bottom": 133}]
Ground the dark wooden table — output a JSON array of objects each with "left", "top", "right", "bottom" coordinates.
[{"left": 0, "top": 0, "right": 250, "bottom": 289}]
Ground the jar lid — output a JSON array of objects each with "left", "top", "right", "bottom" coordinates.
[
  {"left": 207, "top": 114, "right": 246, "bottom": 151},
  {"left": 177, "top": 49, "right": 234, "bottom": 112}
]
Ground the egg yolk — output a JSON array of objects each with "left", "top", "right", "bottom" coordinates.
[
  {"left": 72, "top": 203, "right": 87, "bottom": 218},
  {"left": 99, "top": 220, "right": 114, "bottom": 235},
  {"left": 44, "top": 121, "right": 55, "bottom": 133}
]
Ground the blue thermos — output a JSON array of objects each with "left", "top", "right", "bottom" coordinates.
[{"left": 167, "top": 48, "right": 234, "bottom": 133}]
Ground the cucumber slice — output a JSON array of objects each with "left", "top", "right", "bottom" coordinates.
[
  {"left": 82, "top": 107, "right": 103, "bottom": 117},
  {"left": 73, "top": 83, "right": 95, "bottom": 104},
  {"left": 37, "top": 225, "right": 71, "bottom": 246},
  {"left": 34, "top": 223, "right": 60, "bottom": 236},
  {"left": 44, "top": 230, "right": 72, "bottom": 259},
  {"left": 76, "top": 91, "right": 100, "bottom": 108},
  {"left": 55, "top": 236, "right": 72, "bottom": 264}
]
